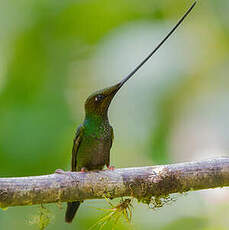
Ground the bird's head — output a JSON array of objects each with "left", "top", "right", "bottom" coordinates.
[{"left": 84, "top": 82, "right": 123, "bottom": 117}]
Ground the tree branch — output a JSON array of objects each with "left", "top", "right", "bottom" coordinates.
[{"left": 0, "top": 158, "right": 229, "bottom": 208}]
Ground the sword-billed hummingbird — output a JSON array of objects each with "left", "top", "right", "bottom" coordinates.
[{"left": 64, "top": 1, "right": 196, "bottom": 223}]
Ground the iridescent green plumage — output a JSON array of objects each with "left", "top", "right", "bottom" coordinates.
[{"left": 73, "top": 83, "right": 122, "bottom": 172}]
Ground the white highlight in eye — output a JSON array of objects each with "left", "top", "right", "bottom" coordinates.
[{"left": 95, "top": 94, "right": 104, "bottom": 102}]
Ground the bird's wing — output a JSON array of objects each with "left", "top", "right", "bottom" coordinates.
[{"left": 71, "top": 124, "right": 84, "bottom": 171}]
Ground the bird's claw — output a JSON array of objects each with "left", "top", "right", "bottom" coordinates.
[
  {"left": 80, "top": 167, "right": 87, "bottom": 173},
  {"left": 107, "top": 165, "right": 115, "bottom": 170}
]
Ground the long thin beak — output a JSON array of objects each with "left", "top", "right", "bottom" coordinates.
[
  {"left": 105, "top": 1, "right": 196, "bottom": 101},
  {"left": 118, "top": 1, "right": 196, "bottom": 87}
]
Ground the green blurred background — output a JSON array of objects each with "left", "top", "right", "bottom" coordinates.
[{"left": 0, "top": 0, "right": 229, "bottom": 229}]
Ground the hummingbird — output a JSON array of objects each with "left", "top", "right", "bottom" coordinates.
[{"left": 64, "top": 1, "right": 196, "bottom": 223}]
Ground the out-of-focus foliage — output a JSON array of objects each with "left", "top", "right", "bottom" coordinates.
[
  {"left": 0, "top": 0, "right": 229, "bottom": 229},
  {"left": 161, "top": 216, "right": 207, "bottom": 230}
]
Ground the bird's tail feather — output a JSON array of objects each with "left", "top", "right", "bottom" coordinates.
[{"left": 65, "top": 201, "right": 81, "bottom": 223}]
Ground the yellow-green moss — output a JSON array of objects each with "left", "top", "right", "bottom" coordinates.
[{"left": 28, "top": 205, "right": 53, "bottom": 230}]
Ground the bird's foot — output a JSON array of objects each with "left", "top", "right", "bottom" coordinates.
[
  {"left": 107, "top": 165, "right": 115, "bottom": 170},
  {"left": 80, "top": 167, "right": 88, "bottom": 173},
  {"left": 55, "top": 169, "right": 71, "bottom": 174}
]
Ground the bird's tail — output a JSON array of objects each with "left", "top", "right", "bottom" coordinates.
[{"left": 65, "top": 201, "right": 81, "bottom": 223}]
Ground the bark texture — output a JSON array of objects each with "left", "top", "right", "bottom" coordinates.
[{"left": 0, "top": 158, "right": 229, "bottom": 208}]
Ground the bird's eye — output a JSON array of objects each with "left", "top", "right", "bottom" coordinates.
[{"left": 95, "top": 94, "right": 104, "bottom": 102}]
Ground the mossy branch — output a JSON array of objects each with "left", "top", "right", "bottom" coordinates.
[{"left": 0, "top": 158, "right": 229, "bottom": 208}]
